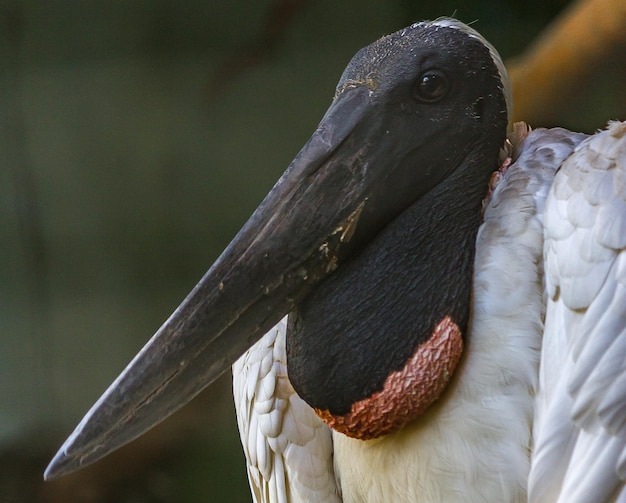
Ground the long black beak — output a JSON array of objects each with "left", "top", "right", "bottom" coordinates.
[{"left": 45, "top": 84, "right": 404, "bottom": 479}]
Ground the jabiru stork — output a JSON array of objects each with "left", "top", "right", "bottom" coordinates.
[{"left": 44, "top": 19, "right": 626, "bottom": 502}]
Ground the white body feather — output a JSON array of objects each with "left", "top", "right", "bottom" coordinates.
[
  {"left": 233, "top": 319, "right": 341, "bottom": 503},
  {"left": 233, "top": 122, "right": 626, "bottom": 502},
  {"left": 530, "top": 121, "right": 626, "bottom": 503}
]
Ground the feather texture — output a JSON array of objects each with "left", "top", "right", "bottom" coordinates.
[
  {"left": 530, "top": 121, "right": 626, "bottom": 503},
  {"left": 233, "top": 318, "right": 341, "bottom": 503}
]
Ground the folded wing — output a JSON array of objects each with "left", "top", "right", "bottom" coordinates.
[{"left": 530, "top": 121, "right": 626, "bottom": 503}]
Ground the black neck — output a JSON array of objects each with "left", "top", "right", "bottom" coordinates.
[{"left": 286, "top": 143, "right": 498, "bottom": 415}]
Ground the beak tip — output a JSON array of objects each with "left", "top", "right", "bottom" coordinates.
[
  {"left": 44, "top": 449, "right": 73, "bottom": 481},
  {"left": 44, "top": 424, "right": 96, "bottom": 481}
]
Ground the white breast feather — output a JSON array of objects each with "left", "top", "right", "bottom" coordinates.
[
  {"left": 529, "top": 121, "right": 626, "bottom": 503},
  {"left": 232, "top": 318, "right": 341, "bottom": 503}
]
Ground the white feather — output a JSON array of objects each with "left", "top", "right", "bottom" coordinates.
[
  {"left": 233, "top": 318, "right": 341, "bottom": 503},
  {"left": 529, "top": 121, "right": 626, "bottom": 503}
]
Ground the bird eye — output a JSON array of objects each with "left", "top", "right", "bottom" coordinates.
[{"left": 413, "top": 70, "right": 449, "bottom": 103}]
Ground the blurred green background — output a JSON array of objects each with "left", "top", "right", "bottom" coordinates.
[{"left": 0, "top": 1, "right": 623, "bottom": 502}]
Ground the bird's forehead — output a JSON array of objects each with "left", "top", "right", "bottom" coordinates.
[
  {"left": 335, "top": 24, "right": 435, "bottom": 95},
  {"left": 335, "top": 20, "right": 508, "bottom": 105}
]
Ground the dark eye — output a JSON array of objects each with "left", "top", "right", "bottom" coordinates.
[{"left": 413, "top": 70, "right": 449, "bottom": 103}]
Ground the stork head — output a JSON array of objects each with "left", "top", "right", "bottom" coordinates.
[{"left": 45, "top": 19, "right": 510, "bottom": 479}]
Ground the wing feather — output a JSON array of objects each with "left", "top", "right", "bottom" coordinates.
[
  {"left": 530, "top": 121, "right": 626, "bottom": 503},
  {"left": 233, "top": 317, "right": 341, "bottom": 503}
]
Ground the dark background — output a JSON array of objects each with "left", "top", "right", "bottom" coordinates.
[{"left": 1, "top": 1, "right": 623, "bottom": 501}]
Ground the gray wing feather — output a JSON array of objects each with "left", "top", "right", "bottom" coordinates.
[{"left": 530, "top": 121, "right": 626, "bottom": 503}]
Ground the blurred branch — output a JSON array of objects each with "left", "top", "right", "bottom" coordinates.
[{"left": 508, "top": 0, "right": 626, "bottom": 126}]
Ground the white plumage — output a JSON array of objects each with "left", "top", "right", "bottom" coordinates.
[
  {"left": 233, "top": 318, "right": 340, "bottom": 503},
  {"left": 530, "top": 121, "right": 626, "bottom": 503},
  {"left": 233, "top": 122, "right": 626, "bottom": 502}
]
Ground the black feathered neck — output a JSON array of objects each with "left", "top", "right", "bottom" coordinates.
[{"left": 287, "top": 137, "right": 501, "bottom": 415}]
